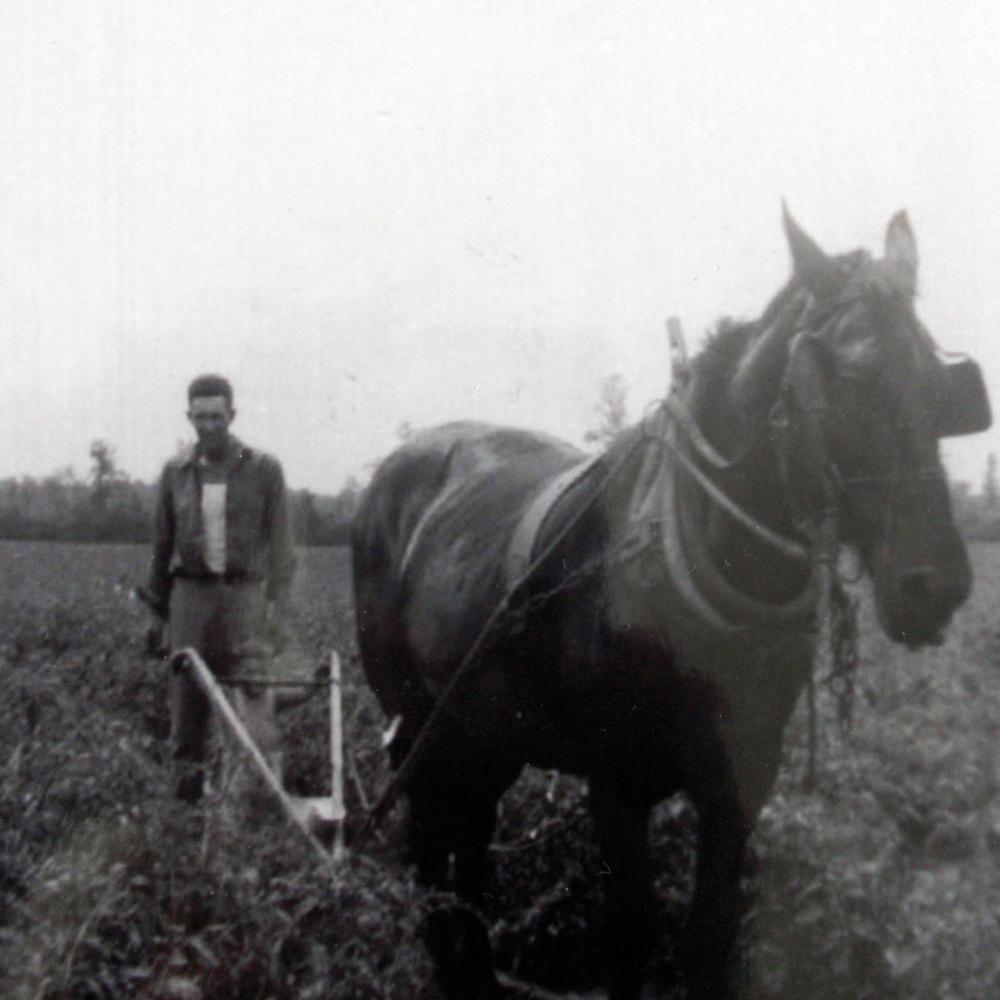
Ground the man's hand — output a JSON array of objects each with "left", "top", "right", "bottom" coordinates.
[
  {"left": 135, "top": 586, "right": 169, "bottom": 658},
  {"left": 144, "top": 618, "right": 168, "bottom": 658},
  {"left": 267, "top": 592, "right": 293, "bottom": 652},
  {"left": 135, "top": 585, "right": 169, "bottom": 619}
]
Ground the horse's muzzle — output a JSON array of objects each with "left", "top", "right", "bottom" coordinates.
[{"left": 874, "top": 546, "right": 971, "bottom": 649}]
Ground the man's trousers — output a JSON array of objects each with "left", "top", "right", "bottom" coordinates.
[{"left": 168, "top": 577, "right": 280, "bottom": 803}]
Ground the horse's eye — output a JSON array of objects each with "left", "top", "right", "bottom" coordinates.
[{"left": 832, "top": 328, "right": 884, "bottom": 379}]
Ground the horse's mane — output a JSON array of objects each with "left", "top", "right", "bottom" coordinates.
[
  {"left": 693, "top": 248, "right": 880, "bottom": 390},
  {"left": 693, "top": 318, "right": 753, "bottom": 385},
  {"left": 671, "top": 247, "right": 903, "bottom": 458},
  {"left": 683, "top": 279, "right": 808, "bottom": 457},
  {"left": 691, "top": 279, "right": 801, "bottom": 395}
]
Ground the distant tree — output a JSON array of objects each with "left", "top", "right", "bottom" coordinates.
[
  {"left": 89, "top": 440, "right": 122, "bottom": 515},
  {"left": 80, "top": 440, "right": 149, "bottom": 542},
  {"left": 396, "top": 421, "right": 414, "bottom": 442},
  {"left": 288, "top": 477, "right": 363, "bottom": 546},
  {"left": 585, "top": 373, "right": 629, "bottom": 445},
  {"left": 333, "top": 476, "right": 361, "bottom": 518},
  {"left": 983, "top": 453, "right": 998, "bottom": 510},
  {"left": 951, "top": 479, "right": 971, "bottom": 507},
  {"left": 44, "top": 469, "right": 89, "bottom": 539},
  {"left": 949, "top": 480, "right": 976, "bottom": 537},
  {"left": 0, "top": 471, "right": 88, "bottom": 540},
  {"left": 326, "top": 476, "right": 361, "bottom": 544},
  {"left": 294, "top": 489, "right": 323, "bottom": 545}
]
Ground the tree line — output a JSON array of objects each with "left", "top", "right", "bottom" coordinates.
[
  {"left": 950, "top": 452, "right": 1000, "bottom": 541},
  {"left": 2, "top": 391, "right": 998, "bottom": 545},
  {"left": 0, "top": 440, "right": 360, "bottom": 546}
]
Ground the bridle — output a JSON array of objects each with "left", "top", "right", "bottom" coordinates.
[
  {"left": 758, "top": 287, "right": 948, "bottom": 557},
  {"left": 361, "top": 262, "right": 988, "bottom": 839},
  {"left": 668, "top": 267, "right": 989, "bottom": 637},
  {"left": 666, "top": 290, "right": 848, "bottom": 569},
  {"left": 658, "top": 281, "right": 954, "bottom": 637}
]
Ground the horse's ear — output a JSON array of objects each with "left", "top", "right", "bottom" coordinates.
[
  {"left": 782, "top": 203, "right": 840, "bottom": 298},
  {"left": 883, "top": 210, "right": 918, "bottom": 298}
]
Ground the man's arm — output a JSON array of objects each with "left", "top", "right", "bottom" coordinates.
[{"left": 145, "top": 463, "right": 175, "bottom": 619}]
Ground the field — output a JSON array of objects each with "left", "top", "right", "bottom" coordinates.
[{"left": 0, "top": 540, "right": 998, "bottom": 999}]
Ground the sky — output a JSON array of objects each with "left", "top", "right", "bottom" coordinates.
[{"left": 2, "top": 0, "right": 999, "bottom": 493}]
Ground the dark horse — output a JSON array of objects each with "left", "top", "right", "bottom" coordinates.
[{"left": 351, "top": 210, "right": 989, "bottom": 999}]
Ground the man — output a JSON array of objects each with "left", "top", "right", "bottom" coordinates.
[{"left": 144, "top": 373, "right": 297, "bottom": 804}]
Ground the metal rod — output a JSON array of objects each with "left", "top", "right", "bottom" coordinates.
[
  {"left": 667, "top": 315, "right": 690, "bottom": 392},
  {"left": 804, "top": 667, "right": 818, "bottom": 792},
  {"left": 216, "top": 677, "right": 332, "bottom": 689},
  {"left": 330, "top": 650, "right": 346, "bottom": 860},
  {"left": 173, "top": 647, "right": 332, "bottom": 865}
]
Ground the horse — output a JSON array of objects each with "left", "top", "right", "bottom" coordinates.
[{"left": 350, "top": 209, "right": 990, "bottom": 999}]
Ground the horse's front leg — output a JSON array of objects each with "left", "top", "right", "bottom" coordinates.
[
  {"left": 588, "top": 773, "right": 655, "bottom": 1000},
  {"left": 684, "top": 783, "right": 751, "bottom": 1000},
  {"left": 407, "top": 760, "right": 507, "bottom": 1000}
]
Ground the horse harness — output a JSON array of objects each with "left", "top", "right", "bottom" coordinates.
[
  {"left": 365, "top": 388, "right": 849, "bottom": 836},
  {"left": 363, "top": 294, "right": 989, "bottom": 835},
  {"left": 770, "top": 289, "right": 990, "bottom": 533}
]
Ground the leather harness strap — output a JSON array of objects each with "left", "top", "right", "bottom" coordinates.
[
  {"left": 504, "top": 454, "right": 603, "bottom": 589},
  {"left": 399, "top": 479, "right": 464, "bottom": 581}
]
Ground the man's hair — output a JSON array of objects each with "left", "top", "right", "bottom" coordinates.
[{"left": 187, "top": 373, "right": 234, "bottom": 406}]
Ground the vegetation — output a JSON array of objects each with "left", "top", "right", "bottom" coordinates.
[
  {"left": 0, "top": 540, "right": 998, "bottom": 998},
  {"left": 584, "top": 373, "right": 629, "bottom": 446},
  {"left": 952, "top": 452, "right": 1000, "bottom": 541}
]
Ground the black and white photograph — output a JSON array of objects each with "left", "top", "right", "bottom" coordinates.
[{"left": 1, "top": 2, "right": 998, "bottom": 998}]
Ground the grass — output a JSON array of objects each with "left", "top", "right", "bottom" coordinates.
[{"left": 0, "top": 540, "right": 998, "bottom": 998}]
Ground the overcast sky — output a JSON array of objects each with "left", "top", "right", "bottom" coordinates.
[{"left": 2, "top": 0, "right": 999, "bottom": 493}]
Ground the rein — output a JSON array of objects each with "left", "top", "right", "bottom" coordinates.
[
  {"left": 669, "top": 437, "right": 811, "bottom": 563},
  {"left": 361, "top": 390, "right": 838, "bottom": 839},
  {"left": 363, "top": 279, "right": 976, "bottom": 836},
  {"left": 363, "top": 292, "right": 914, "bottom": 837},
  {"left": 359, "top": 428, "right": 651, "bottom": 839}
]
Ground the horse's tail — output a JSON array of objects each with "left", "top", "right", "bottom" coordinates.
[{"left": 351, "top": 435, "right": 461, "bottom": 716}]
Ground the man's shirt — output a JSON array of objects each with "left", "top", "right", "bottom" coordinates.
[
  {"left": 200, "top": 481, "right": 227, "bottom": 573},
  {"left": 146, "top": 436, "right": 296, "bottom": 614}
]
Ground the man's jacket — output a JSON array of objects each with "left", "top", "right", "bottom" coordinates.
[{"left": 146, "top": 437, "right": 296, "bottom": 616}]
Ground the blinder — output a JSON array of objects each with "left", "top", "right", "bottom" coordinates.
[
  {"left": 768, "top": 332, "right": 835, "bottom": 536},
  {"left": 935, "top": 358, "right": 992, "bottom": 437}
]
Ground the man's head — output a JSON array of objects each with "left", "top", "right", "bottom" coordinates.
[{"left": 187, "top": 374, "right": 236, "bottom": 458}]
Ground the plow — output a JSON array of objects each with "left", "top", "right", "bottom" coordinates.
[{"left": 169, "top": 646, "right": 348, "bottom": 863}]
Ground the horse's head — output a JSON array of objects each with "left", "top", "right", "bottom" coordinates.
[{"left": 731, "top": 208, "right": 990, "bottom": 647}]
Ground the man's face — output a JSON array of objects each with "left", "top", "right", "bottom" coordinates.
[{"left": 187, "top": 395, "right": 235, "bottom": 455}]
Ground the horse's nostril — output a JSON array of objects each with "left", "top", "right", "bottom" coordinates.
[{"left": 899, "top": 568, "right": 936, "bottom": 603}]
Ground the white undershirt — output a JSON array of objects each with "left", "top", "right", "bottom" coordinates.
[{"left": 201, "top": 482, "right": 227, "bottom": 573}]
